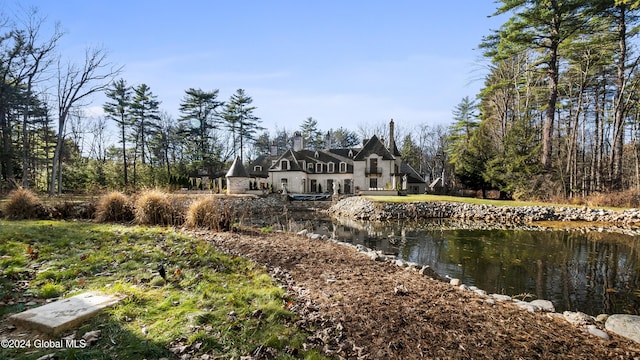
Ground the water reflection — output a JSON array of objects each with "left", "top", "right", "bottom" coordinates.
[{"left": 315, "top": 218, "right": 640, "bottom": 316}]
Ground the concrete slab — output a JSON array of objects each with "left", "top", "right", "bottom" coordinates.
[{"left": 9, "top": 291, "right": 123, "bottom": 336}]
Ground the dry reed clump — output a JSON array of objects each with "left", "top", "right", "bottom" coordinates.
[
  {"left": 585, "top": 190, "right": 640, "bottom": 208},
  {"left": 185, "top": 197, "right": 236, "bottom": 231},
  {"left": 3, "top": 188, "right": 48, "bottom": 220},
  {"left": 95, "top": 191, "right": 134, "bottom": 223},
  {"left": 134, "top": 190, "right": 175, "bottom": 226}
]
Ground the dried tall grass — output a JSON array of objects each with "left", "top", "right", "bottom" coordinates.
[
  {"left": 95, "top": 191, "right": 134, "bottom": 223},
  {"left": 185, "top": 197, "right": 236, "bottom": 231},
  {"left": 134, "top": 190, "right": 175, "bottom": 226},
  {"left": 3, "top": 188, "right": 47, "bottom": 220}
]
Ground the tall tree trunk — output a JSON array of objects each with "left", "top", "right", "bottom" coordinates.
[
  {"left": 541, "top": 3, "right": 561, "bottom": 171},
  {"left": 611, "top": 5, "right": 628, "bottom": 191}
]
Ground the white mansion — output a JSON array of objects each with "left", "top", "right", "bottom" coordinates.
[{"left": 234, "top": 120, "right": 426, "bottom": 195}]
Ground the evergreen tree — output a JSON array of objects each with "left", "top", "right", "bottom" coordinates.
[
  {"left": 482, "top": 0, "right": 589, "bottom": 170},
  {"left": 331, "top": 127, "right": 360, "bottom": 148},
  {"left": 103, "top": 78, "right": 132, "bottom": 186},
  {"left": 400, "top": 134, "right": 421, "bottom": 171},
  {"left": 221, "top": 89, "right": 262, "bottom": 162},
  {"left": 178, "top": 88, "right": 223, "bottom": 169},
  {"left": 300, "top": 117, "right": 323, "bottom": 150},
  {"left": 130, "top": 83, "right": 160, "bottom": 186}
]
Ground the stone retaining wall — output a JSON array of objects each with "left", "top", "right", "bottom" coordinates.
[{"left": 329, "top": 197, "right": 640, "bottom": 225}]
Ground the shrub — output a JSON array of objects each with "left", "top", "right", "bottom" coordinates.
[
  {"left": 3, "top": 188, "right": 47, "bottom": 220},
  {"left": 52, "top": 201, "right": 97, "bottom": 220},
  {"left": 185, "top": 197, "right": 235, "bottom": 231},
  {"left": 95, "top": 191, "right": 134, "bottom": 223},
  {"left": 134, "top": 190, "right": 175, "bottom": 226}
]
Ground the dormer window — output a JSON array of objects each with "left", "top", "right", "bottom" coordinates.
[
  {"left": 308, "top": 163, "right": 314, "bottom": 172},
  {"left": 339, "top": 162, "right": 347, "bottom": 173},
  {"left": 315, "top": 163, "right": 323, "bottom": 173},
  {"left": 328, "top": 162, "right": 335, "bottom": 173},
  {"left": 254, "top": 165, "right": 262, "bottom": 172},
  {"left": 314, "top": 151, "right": 319, "bottom": 158},
  {"left": 280, "top": 160, "right": 289, "bottom": 170},
  {"left": 348, "top": 149, "right": 354, "bottom": 158}
]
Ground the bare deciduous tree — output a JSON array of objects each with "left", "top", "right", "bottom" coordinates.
[{"left": 49, "top": 47, "right": 121, "bottom": 194}]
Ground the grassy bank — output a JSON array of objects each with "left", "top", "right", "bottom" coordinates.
[
  {"left": 365, "top": 194, "right": 626, "bottom": 209},
  {"left": 0, "top": 220, "right": 325, "bottom": 359}
]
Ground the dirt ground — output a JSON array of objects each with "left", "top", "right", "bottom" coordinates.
[{"left": 197, "top": 229, "right": 640, "bottom": 360}]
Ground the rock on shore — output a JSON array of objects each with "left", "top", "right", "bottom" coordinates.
[{"left": 329, "top": 196, "right": 640, "bottom": 226}]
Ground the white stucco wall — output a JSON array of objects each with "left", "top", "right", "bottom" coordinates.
[{"left": 226, "top": 177, "right": 250, "bottom": 194}]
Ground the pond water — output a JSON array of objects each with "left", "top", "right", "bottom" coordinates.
[{"left": 293, "top": 217, "right": 640, "bottom": 316}]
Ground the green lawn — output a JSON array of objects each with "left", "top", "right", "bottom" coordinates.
[
  {"left": 0, "top": 220, "right": 326, "bottom": 360},
  {"left": 364, "top": 194, "right": 626, "bottom": 209}
]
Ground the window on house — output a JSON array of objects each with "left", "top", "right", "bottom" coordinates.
[
  {"left": 328, "top": 162, "right": 335, "bottom": 173},
  {"left": 369, "top": 178, "right": 378, "bottom": 189},
  {"left": 254, "top": 165, "right": 262, "bottom": 172},
  {"left": 316, "top": 163, "right": 323, "bottom": 173},
  {"left": 339, "top": 162, "right": 347, "bottom": 173},
  {"left": 308, "top": 163, "right": 314, "bottom": 172},
  {"left": 280, "top": 160, "right": 289, "bottom": 170}
]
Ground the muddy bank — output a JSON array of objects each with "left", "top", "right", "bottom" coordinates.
[{"left": 194, "top": 229, "right": 640, "bottom": 359}]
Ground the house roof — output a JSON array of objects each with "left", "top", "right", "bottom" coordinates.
[
  {"left": 353, "top": 135, "right": 396, "bottom": 161},
  {"left": 400, "top": 161, "right": 425, "bottom": 184},
  {"left": 225, "top": 157, "right": 249, "bottom": 178},
  {"left": 248, "top": 154, "right": 277, "bottom": 178}
]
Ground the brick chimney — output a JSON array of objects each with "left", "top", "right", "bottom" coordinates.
[
  {"left": 389, "top": 118, "right": 395, "bottom": 152},
  {"left": 293, "top": 131, "right": 303, "bottom": 151}
]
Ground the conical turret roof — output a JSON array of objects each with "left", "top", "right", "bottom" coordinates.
[{"left": 225, "top": 157, "right": 249, "bottom": 178}]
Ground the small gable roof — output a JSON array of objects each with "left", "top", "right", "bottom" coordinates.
[
  {"left": 353, "top": 135, "right": 395, "bottom": 161},
  {"left": 226, "top": 157, "right": 249, "bottom": 178},
  {"left": 400, "top": 162, "right": 425, "bottom": 184}
]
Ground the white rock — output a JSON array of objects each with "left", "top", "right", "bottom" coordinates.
[
  {"left": 530, "top": 299, "right": 555, "bottom": 313},
  {"left": 563, "top": 311, "right": 594, "bottom": 326},
  {"left": 514, "top": 300, "right": 538, "bottom": 313},
  {"left": 296, "top": 229, "right": 308, "bottom": 236},
  {"left": 605, "top": 314, "right": 640, "bottom": 343},
  {"left": 473, "top": 289, "right": 487, "bottom": 297},
  {"left": 491, "top": 294, "right": 512, "bottom": 302},
  {"left": 595, "top": 314, "right": 609, "bottom": 323},
  {"left": 484, "top": 299, "right": 496, "bottom": 306},
  {"left": 449, "top": 278, "right": 461, "bottom": 286},
  {"left": 587, "top": 325, "right": 610, "bottom": 340}
]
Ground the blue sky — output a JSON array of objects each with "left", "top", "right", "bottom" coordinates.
[{"left": 22, "top": 1, "right": 504, "bottom": 136}]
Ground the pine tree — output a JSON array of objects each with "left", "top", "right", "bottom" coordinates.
[
  {"left": 222, "top": 89, "right": 262, "bottom": 162},
  {"left": 482, "top": 0, "right": 589, "bottom": 170},
  {"left": 130, "top": 83, "right": 160, "bottom": 186},
  {"left": 103, "top": 78, "right": 132, "bottom": 186},
  {"left": 178, "top": 88, "right": 223, "bottom": 169},
  {"left": 300, "top": 117, "right": 323, "bottom": 150}
]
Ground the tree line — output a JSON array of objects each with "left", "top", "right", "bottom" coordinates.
[
  {"left": 5, "top": 2, "right": 640, "bottom": 200},
  {"left": 448, "top": 0, "right": 640, "bottom": 200}
]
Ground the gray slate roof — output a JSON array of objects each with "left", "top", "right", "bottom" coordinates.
[{"left": 225, "top": 157, "right": 249, "bottom": 178}]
